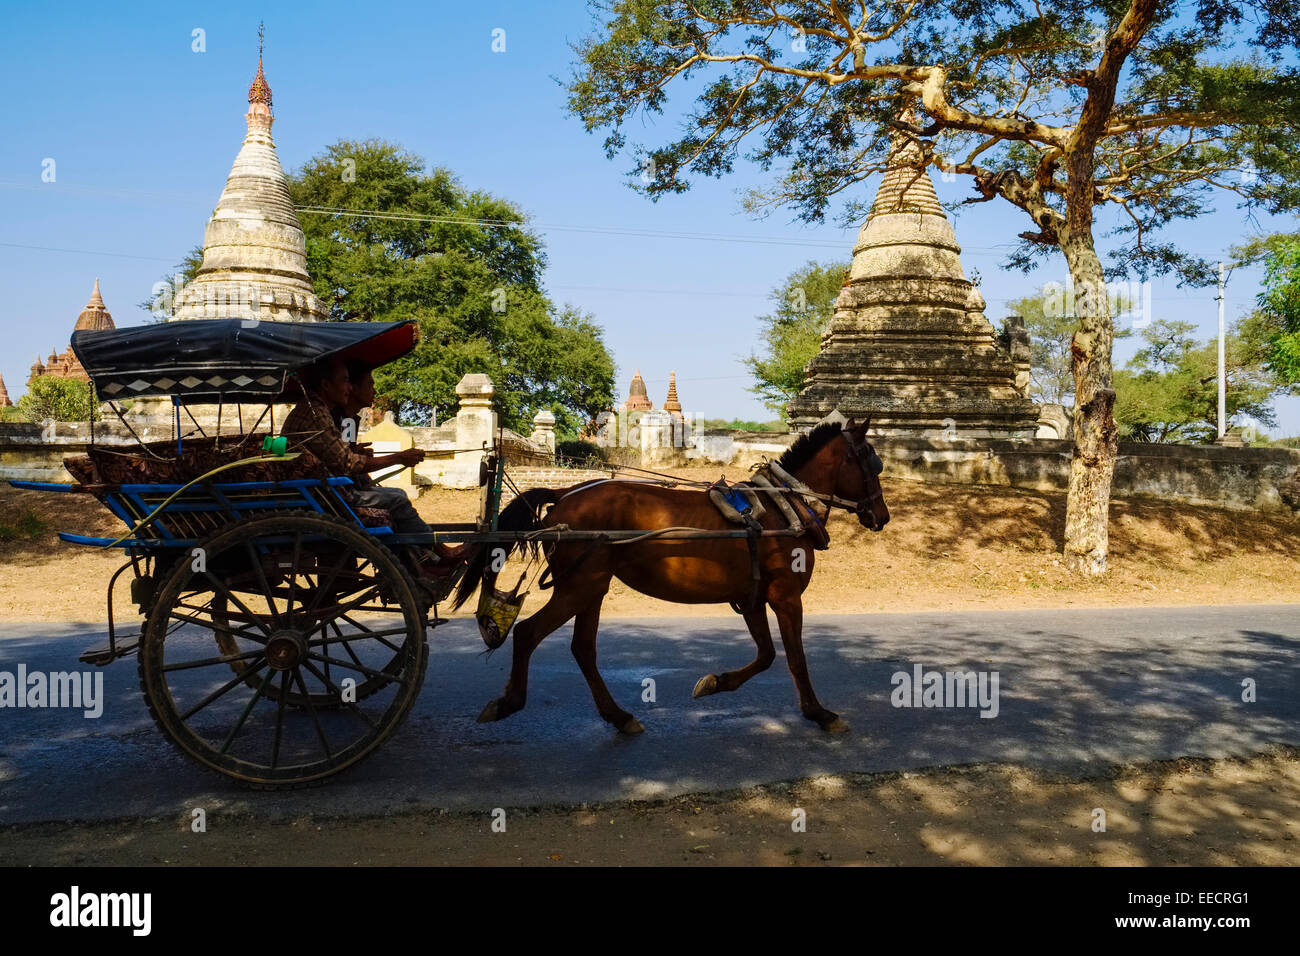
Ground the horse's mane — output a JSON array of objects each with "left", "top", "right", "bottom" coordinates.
[{"left": 776, "top": 421, "right": 843, "bottom": 474}]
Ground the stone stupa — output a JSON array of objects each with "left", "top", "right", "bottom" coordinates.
[
  {"left": 170, "top": 31, "right": 326, "bottom": 324},
  {"left": 787, "top": 120, "right": 1038, "bottom": 438}
]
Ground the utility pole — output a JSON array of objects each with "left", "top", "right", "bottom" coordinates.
[{"left": 1216, "top": 261, "right": 1226, "bottom": 439}]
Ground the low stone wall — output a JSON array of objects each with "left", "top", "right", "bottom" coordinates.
[
  {"left": 5, "top": 420, "right": 1296, "bottom": 515},
  {"left": 0, "top": 421, "right": 181, "bottom": 482},
  {"left": 715, "top": 434, "right": 1300, "bottom": 514}
]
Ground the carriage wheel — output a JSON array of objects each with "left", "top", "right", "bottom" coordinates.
[
  {"left": 211, "top": 597, "right": 410, "bottom": 709},
  {"left": 138, "top": 513, "right": 428, "bottom": 788}
]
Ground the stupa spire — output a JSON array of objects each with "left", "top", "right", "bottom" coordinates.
[
  {"left": 248, "top": 22, "right": 272, "bottom": 114},
  {"left": 74, "top": 278, "right": 114, "bottom": 332},
  {"left": 0, "top": 373, "right": 11, "bottom": 408},
  {"left": 663, "top": 371, "right": 682, "bottom": 416}
]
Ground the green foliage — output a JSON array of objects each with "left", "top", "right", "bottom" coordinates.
[
  {"left": 290, "top": 140, "right": 615, "bottom": 435},
  {"left": 1006, "top": 290, "right": 1079, "bottom": 405},
  {"left": 696, "top": 417, "right": 784, "bottom": 431},
  {"left": 1114, "top": 319, "right": 1279, "bottom": 443},
  {"left": 743, "top": 260, "right": 847, "bottom": 418},
  {"left": 556, "top": 438, "right": 607, "bottom": 465},
  {"left": 140, "top": 245, "right": 203, "bottom": 318},
  {"left": 14, "top": 377, "right": 100, "bottom": 423},
  {"left": 1252, "top": 232, "right": 1300, "bottom": 387}
]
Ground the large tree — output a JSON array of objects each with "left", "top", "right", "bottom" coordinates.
[
  {"left": 567, "top": 0, "right": 1300, "bottom": 574},
  {"left": 293, "top": 140, "right": 615, "bottom": 436},
  {"left": 745, "top": 259, "right": 848, "bottom": 416},
  {"left": 151, "top": 140, "right": 615, "bottom": 437}
]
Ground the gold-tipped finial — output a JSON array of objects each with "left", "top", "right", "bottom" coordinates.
[{"left": 248, "top": 21, "right": 272, "bottom": 110}]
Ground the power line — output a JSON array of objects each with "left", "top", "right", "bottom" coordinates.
[{"left": 0, "top": 241, "right": 176, "bottom": 262}]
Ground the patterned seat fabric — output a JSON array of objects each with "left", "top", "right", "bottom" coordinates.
[{"left": 64, "top": 434, "right": 332, "bottom": 490}]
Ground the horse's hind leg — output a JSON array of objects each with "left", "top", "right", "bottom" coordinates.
[
  {"left": 770, "top": 590, "right": 848, "bottom": 733},
  {"left": 569, "top": 588, "right": 642, "bottom": 735},
  {"left": 692, "top": 604, "right": 776, "bottom": 699},
  {"left": 476, "top": 579, "right": 589, "bottom": 724}
]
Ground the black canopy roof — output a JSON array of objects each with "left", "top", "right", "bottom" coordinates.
[{"left": 71, "top": 319, "right": 418, "bottom": 404}]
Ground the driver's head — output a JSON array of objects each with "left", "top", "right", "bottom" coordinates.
[
  {"left": 344, "top": 360, "right": 375, "bottom": 414},
  {"left": 304, "top": 357, "right": 350, "bottom": 408}
]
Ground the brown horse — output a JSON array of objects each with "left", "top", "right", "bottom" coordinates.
[{"left": 452, "top": 416, "right": 889, "bottom": 735}]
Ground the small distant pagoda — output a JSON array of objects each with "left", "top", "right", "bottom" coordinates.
[
  {"left": 663, "top": 372, "right": 682, "bottom": 418},
  {"left": 787, "top": 115, "right": 1038, "bottom": 438},
  {"left": 28, "top": 279, "right": 115, "bottom": 390},
  {"left": 0, "top": 373, "right": 12, "bottom": 408},
  {"left": 624, "top": 370, "right": 654, "bottom": 412}
]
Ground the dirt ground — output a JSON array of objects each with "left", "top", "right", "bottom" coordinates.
[
  {"left": 3, "top": 464, "right": 1296, "bottom": 621},
  {"left": 3, "top": 749, "right": 1296, "bottom": 866}
]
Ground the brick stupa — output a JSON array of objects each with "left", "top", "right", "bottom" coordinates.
[
  {"left": 28, "top": 279, "right": 114, "bottom": 389},
  {"left": 624, "top": 370, "right": 653, "bottom": 412},
  {"left": 787, "top": 125, "right": 1038, "bottom": 438}
]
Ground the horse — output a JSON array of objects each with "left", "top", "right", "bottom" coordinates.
[{"left": 451, "top": 414, "right": 889, "bottom": 735}]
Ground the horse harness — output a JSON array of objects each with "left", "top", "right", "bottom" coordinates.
[{"left": 714, "top": 425, "right": 885, "bottom": 615}]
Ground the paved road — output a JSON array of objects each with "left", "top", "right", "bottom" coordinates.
[{"left": 0, "top": 605, "right": 1295, "bottom": 824}]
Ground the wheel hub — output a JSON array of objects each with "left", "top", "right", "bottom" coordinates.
[{"left": 265, "top": 629, "right": 308, "bottom": 671}]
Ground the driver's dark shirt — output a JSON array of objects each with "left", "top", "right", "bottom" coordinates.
[{"left": 280, "top": 392, "right": 371, "bottom": 483}]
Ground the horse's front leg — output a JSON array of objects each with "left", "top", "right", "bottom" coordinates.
[
  {"left": 770, "top": 588, "right": 848, "bottom": 732},
  {"left": 569, "top": 590, "right": 642, "bottom": 734},
  {"left": 692, "top": 603, "right": 776, "bottom": 698},
  {"left": 477, "top": 588, "right": 575, "bottom": 724}
]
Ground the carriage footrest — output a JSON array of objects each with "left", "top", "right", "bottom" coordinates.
[{"left": 79, "top": 635, "right": 140, "bottom": 666}]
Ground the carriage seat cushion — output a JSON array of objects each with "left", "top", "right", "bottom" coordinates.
[{"left": 64, "top": 434, "right": 331, "bottom": 489}]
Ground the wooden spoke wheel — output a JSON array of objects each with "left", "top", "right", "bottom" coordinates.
[{"left": 138, "top": 513, "right": 428, "bottom": 788}]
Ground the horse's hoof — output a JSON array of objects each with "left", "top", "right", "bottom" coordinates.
[
  {"left": 477, "top": 699, "right": 501, "bottom": 723},
  {"left": 617, "top": 716, "right": 644, "bottom": 735},
  {"left": 692, "top": 674, "right": 718, "bottom": 698},
  {"left": 821, "top": 716, "right": 850, "bottom": 733}
]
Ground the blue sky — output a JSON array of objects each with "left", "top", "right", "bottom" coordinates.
[{"left": 2, "top": 1, "right": 1297, "bottom": 434}]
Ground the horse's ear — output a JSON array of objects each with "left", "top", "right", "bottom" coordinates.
[{"left": 862, "top": 415, "right": 872, "bottom": 434}]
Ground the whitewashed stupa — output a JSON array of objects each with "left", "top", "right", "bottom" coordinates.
[{"left": 170, "top": 36, "right": 326, "bottom": 323}]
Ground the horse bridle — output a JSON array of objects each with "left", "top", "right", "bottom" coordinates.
[
  {"left": 771, "top": 423, "right": 885, "bottom": 529},
  {"left": 823, "top": 424, "right": 886, "bottom": 523}
]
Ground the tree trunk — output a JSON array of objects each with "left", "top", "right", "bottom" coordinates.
[{"left": 1061, "top": 233, "right": 1119, "bottom": 575}]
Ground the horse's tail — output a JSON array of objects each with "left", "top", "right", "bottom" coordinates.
[{"left": 449, "top": 487, "right": 563, "bottom": 610}]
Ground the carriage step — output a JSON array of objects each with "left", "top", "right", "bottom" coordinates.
[{"left": 79, "top": 636, "right": 140, "bottom": 666}]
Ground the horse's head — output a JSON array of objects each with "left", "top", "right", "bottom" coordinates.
[{"left": 836, "top": 417, "right": 889, "bottom": 532}]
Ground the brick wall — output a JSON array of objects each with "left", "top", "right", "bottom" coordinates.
[{"left": 500, "top": 465, "right": 613, "bottom": 505}]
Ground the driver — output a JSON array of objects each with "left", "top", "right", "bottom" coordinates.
[{"left": 280, "top": 357, "right": 461, "bottom": 584}]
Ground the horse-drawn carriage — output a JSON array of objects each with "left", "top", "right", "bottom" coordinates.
[{"left": 11, "top": 319, "right": 889, "bottom": 788}]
